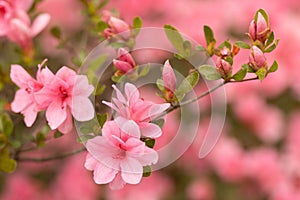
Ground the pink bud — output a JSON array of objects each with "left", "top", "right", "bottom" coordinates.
[
  {"left": 108, "top": 16, "right": 130, "bottom": 34},
  {"left": 248, "top": 12, "right": 270, "bottom": 42},
  {"left": 216, "top": 57, "right": 232, "bottom": 78},
  {"left": 220, "top": 47, "right": 230, "bottom": 57},
  {"left": 249, "top": 46, "right": 266, "bottom": 70},
  {"left": 162, "top": 60, "right": 176, "bottom": 93},
  {"left": 113, "top": 48, "right": 136, "bottom": 73}
]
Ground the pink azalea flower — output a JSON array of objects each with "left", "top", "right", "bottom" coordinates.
[
  {"left": 10, "top": 62, "right": 54, "bottom": 127},
  {"left": 0, "top": 0, "right": 50, "bottom": 51},
  {"left": 103, "top": 83, "right": 170, "bottom": 138},
  {"left": 85, "top": 120, "right": 158, "bottom": 190},
  {"left": 113, "top": 48, "right": 136, "bottom": 74},
  {"left": 35, "top": 67, "right": 94, "bottom": 134}
]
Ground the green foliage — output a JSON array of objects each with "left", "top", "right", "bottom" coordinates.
[
  {"left": 0, "top": 148, "right": 16, "bottom": 173},
  {"left": 232, "top": 68, "right": 247, "bottom": 81},
  {"left": 96, "top": 21, "right": 109, "bottom": 32},
  {"left": 87, "top": 55, "right": 108, "bottom": 85},
  {"left": 36, "top": 132, "right": 46, "bottom": 148},
  {"left": 143, "top": 165, "right": 151, "bottom": 177},
  {"left": 175, "top": 71, "right": 199, "bottom": 101},
  {"left": 144, "top": 138, "right": 155, "bottom": 149},
  {"left": 198, "top": 65, "right": 221, "bottom": 81},
  {"left": 156, "top": 79, "right": 165, "bottom": 92},
  {"left": 0, "top": 113, "right": 13, "bottom": 137},
  {"left": 50, "top": 26, "right": 62, "bottom": 39},
  {"left": 269, "top": 60, "right": 278, "bottom": 73},
  {"left": 97, "top": 113, "right": 108, "bottom": 128},
  {"left": 137, "top": 64, "right": 150, "bottom": 77},
  {"left": 242, "top": 64, "right": 255, "bottom": 73},
  {"left": 234, "top": 41, "right": 250, "bottom": 49},
  {"left": 203, "top": 25, "right": 216, "bottom": 46},
  {"left": 255, "top": 9, "right": 269, "bottom": 26},
  {"left": 256, "top": 67, "right": 268, "bottom": 81},
  {"left": 151, "top": 119, "right": 165, "bottom": 129},
  {"left": 164, "top": 25, "right": 187, "bottom": 57},
  {"left": 132, "top": 17, "right": 142, "bottom": 36}
]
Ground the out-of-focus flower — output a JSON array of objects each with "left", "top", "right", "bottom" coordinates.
[
  {"left": 102, "top": 11, "right": 130, "bottom": 39},
  {"left": 85, "top": 120, "right": 158, "bottom": 190},
  {"left": 216, "top": 57, "right": 232, "bottom": 78},
  {"left": 10, "top": 62, "right": 54, "bottom": 127},
  {"left": 103, "top": 83, "right": 170, "bottom": 138},
  {"left": 162, "top": 60, "right": 176, "bottom": 101},
  {"left": 35, "top": 67, "right": 94, "bottom": 134},
  {"left": 113, "top": 48, "right": 136, "bottom": 75},
  {"left": 249, "top": 12, "right": 270, "bottom": 43},
  {"left": 187, "top": 180, "right": 214, "bottom": 200},
  {"left": 0, "top": 0, "right": 50, "bottom": 52},
  {"left": 249, "top": 46, "right": 267, "bottom": 70}
]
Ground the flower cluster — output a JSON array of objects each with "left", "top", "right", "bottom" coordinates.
[
  {"left": 0, "top": 0, "right": 50, "bottom": 53},
  {"left": 10, "top": 61, "right": 94, "bottom": 134},
  {"left": 85, "top": 83, "right": 170, "bottom": 189}
]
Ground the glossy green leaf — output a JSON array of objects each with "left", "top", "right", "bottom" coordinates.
[
  {"left": 235, "top": 41, "right": 250, "bottom": 49},
  {"left": 203, "top": 25, "right": 216, "bottom": 46},
  {"left": 266, "top": 31, "right": 274, "bottom": 47},
  {"left": 97, "top": 113, "right": 108, "bottom": 128},
  {"left": 256, "top": 67, "right": 268, "bottom": 81},
  {"left": 139, "top": 64, "right": 150, "bottom": 77},
  {"left": 132, "top": 16, "right": 142, "bottom": 36},
  {"left": 269, "top": 60, "right": 278, "bottom": 73},
  {"left": 164, "top": 25, "right": 185, "bottom": 55},
  {"left": 233, "top": 68, "right": 247, "bottom": 81},
  {"left": 198, "top": 65, "right": 221, "bottom": 81},
  {"left": 176, "top": 71, "right": 199, "bottom": 101},
  {"left": 143, "top": 165, "right": 151, "bottom": 177},
  {"left": 156, "top": 79, "right": 165, "bottom": 92}
]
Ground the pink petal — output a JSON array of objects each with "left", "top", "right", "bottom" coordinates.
[
  {"left": 56, "top": 66, "right": 77, "bottom": 86},
  {"left": 73, "top": 75, "right": 94, "bottom": 97},
  {"left": 10, "top": 64, "right": 35, "bottom": 88},
  {"left": 112, "top": 84, "right": 126, "bottom": 104},
  {"left": 7, "top": 19, "right": 30, "bottom": 46},
  {"left": 145, "top": 103, "right": 170, "bottom": 121},
  {"left": 129, "top": 146, "right": 159, "bottom": 166},
  {"left": 34, "top": 87, "right": 56, "bottom": 108},
  {"left": 124, "top": 83, "right": 139, "bottom": 104},
  {"left": 11, "top": 89, "right": 32, "bottom": 112},
  {"left": 120, "top": 158, "right": 143, "bottom": 184},
  {"left": 57, "top": 109, "right": 73, "bottom": 134},
  {"left": 72, "top": 96, "right": 94, "bottom": 121},
  {"left": 115, "top": 117, "right": 140, "bottom": 138},
  {"left": 102, "top": 120, "right": 122, "bottom": 139},
  {"left": 46, "top": 100, "right": 67, "bottom": 129},
  {"left": 37, "top": 66, "right": 55, "bottom": 85},
  {"left": 22, "top": 103, "right": 38, "bottom": 127},
  {"left": 30, "top": 13, "right": 50, "bottom": 37},
  {"left": 109, "top": 173, "right": 126, "bottom": 190},
  {"left": 163, "top": 60, "right": 176, "bottom": 92},
  {"left": 118, "top": 48, "right": 136, "bottom": 67},
  {"left": 16, "top": 0, "right": 34, "bottom": 11},
  {"left": 113, "top": 59, "right": 133, "bottom": 73},
  {"left": 102, "top": 100, "right": 121, "bottom": 113},
  {"left": 140, "top": 122, "right": 162, "bottom": 138},
  {"left": 93, "top": 162, "right": 118, "bottom": 184},
  {"left": 84, "top": 153, "right": 98, "bottom": 171}
]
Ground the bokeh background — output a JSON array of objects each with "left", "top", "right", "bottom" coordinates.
[{"left": 1, "top": 0, "right": 300, "bottom": 199}]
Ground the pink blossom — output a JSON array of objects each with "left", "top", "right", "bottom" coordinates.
[
  {"left": 10, "top": 62, "right": 54, "bottom": 127},
  {"left": 35, "top": 66, "right": 94, "bottom": 134},
  {"left": 162, "top": 60, "right": 176, "bottom": 97},
  {"left": 102, "top": 11, "right": 130, "bottom": 39},
  {"left": 85, "top": 120, "right": 158, "bottom": 190},
  {"left": 249, "top": 46, "right": 267, "bottom": 70},
  {"left": 0, "top": 0, "right": 50, "bottom": 51},
  {"left": 216, "top": 57, "right": 232, "bottom": 78},
  {"left": 113, "top": 48, "right": 136, "bottom": 74},
  {"left": 249, "top": 12, "right": 270, "bottom": 43},
  {"left": 103, "top": 83, "right": 170, "bottom": 138}
]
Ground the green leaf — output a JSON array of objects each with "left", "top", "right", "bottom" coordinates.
[
  {"left": 242, "top": 64, "right": 255, "bottom": 73},
  {"left": 218, "top": 40, "right": 232, "bottom": 50},
  {"left": 264, "top": 43, "right": 276, "bottom": 53},
  {"left": 183, "top": 40, "right": 192, "bottom": 57},
  {"left": 139, "top": 64, "right": 150, "bottom": 77},
  {"left": 9, "top": 140, "right": 21, "bottom": 149},
  {"left": 151, "top": 119, "right": 165, "bottom": 128},
  {"left": 156, "top": 79, "right": 165, "bottom": 92},
  {"left": 176, "top": 71, "right": 199, "bottom": 101},
  {"left": 143, "top": 165, "right": 151, "bottom": 177},
  {"left": 97, "top": 113, "right": 108, "bottom": 128},
  {"left": 77, "top": 134, "right": 95, "bottom": 144},
  {"left": 87, "top": 55, "right": 107, "bottom": 84},
  {"left": 95, "top": 84, "right": 106, "bottom": 96},
  {"left": 50, "top": 26, "right": 61, "bottom": 39},
  {"left": 198, "top": 65, "right": 221, "bottom": 81},
  {"left": 145, "top": 138, "right": 155, "bottom": 148},
  {"left": 132, "top": 16, "right": 142, "bottom": 36},
  {"left": 235, "top": 41, "right": 250, "bottom": 49},
  {"left": 164, "top": 25, "right": 185, "bottom": 55},
  {"left": 0, "top": 157, "right": 17, "bottom": 173},
  {"left": 269, "top": 60, "right": 278, "bottom": 73},
  {"left": 36, "top": 132, "right": 46, "bottom": 148},
  {"left": 266, "top": 31, "right": 274, "bottom": 47},
  {"left": 0, "top": 134, "right": 7, "bottom": 149},
  {"left": 0, "top": 114, "right": 13, "bottom": 137},
  {"left": 54, "top": 131, "right": 63, "bottom": 138},
  {"left": 97, "top": 21, "right": 109, "bottom": 32},
  {"left": 232, "top": 68, "right": 247, "bottom": 81},
  {"left": 97, "top": 0, "right": 109, "bottom": 9},
  {"left": 195, "top": 45, "right": 206, "bottom": 52},
  {"left": 256, "top": 67, "right": 268, "bottom": 81},
  {"left": 203, "top": 25, "right": 216, "bottom": 46}
]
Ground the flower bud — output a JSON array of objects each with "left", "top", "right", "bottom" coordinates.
[
  {"left": 249, "top": 46, "right": 267, "bottom": 70},
  {"left": 163, "top": 60, "right": 176, "bottom": 93},
  {"left": 113, "top": 48, "right": 136, "bottom": 74},
  {"left": 220, "top": 47, "right": 231, "bottom": 58},
  {"left": 249, "top": 12, "right": 270, "bottom": 43},
  {"left": 216, "top": 57, "right": 232, "bottom": 78}
]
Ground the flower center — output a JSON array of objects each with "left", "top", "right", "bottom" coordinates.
[{"left": 59, "top": 86, "right": 68, "bottom": 99}]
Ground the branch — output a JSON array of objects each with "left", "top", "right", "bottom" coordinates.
[{"left": 16, "top": 147, "right": 86, "bottom": 162}]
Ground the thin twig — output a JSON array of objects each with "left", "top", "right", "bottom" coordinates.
[{"left": 17, "top": 147, "right": 86, "bottom": 162}]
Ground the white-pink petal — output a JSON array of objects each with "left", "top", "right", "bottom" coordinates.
[
  {"left": 30, "top": 13, "right": 50, "bottom": 37},
  {"left": 115, "top": 117, "right": 140, "bottom": 138},
  {"left": 22, "top": 104, "right": 38, "bottom": 127},
  {"left": 11, "top": 89, "right": 32, "bottom": 113},
  {"left": 140, "top": 122, "right": 162, "bottom": 138},
  {"left": 46, "top": 100, "right": 67, "bottom": 129},
  {"left": 73, "top": 75, "right": 94, "bottom": 97},
  {"left": 93, "top": 162, "right": 118, "bottom": 184},
  {"left": 72, "top": 96, "right": 94, "bottom": 121},
  {"left": 109, "top": 173, "right": 126, "bottom": 190},
  {"left": 10, "top": 64, "right": 35, "bottom": 88},
  {"left": 120, "top": 158, "right": 143, "bottom": 184}
]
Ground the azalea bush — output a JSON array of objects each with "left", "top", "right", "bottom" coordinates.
[{"left": 1, "top": 0, "right": 299, "bottom": 199}]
